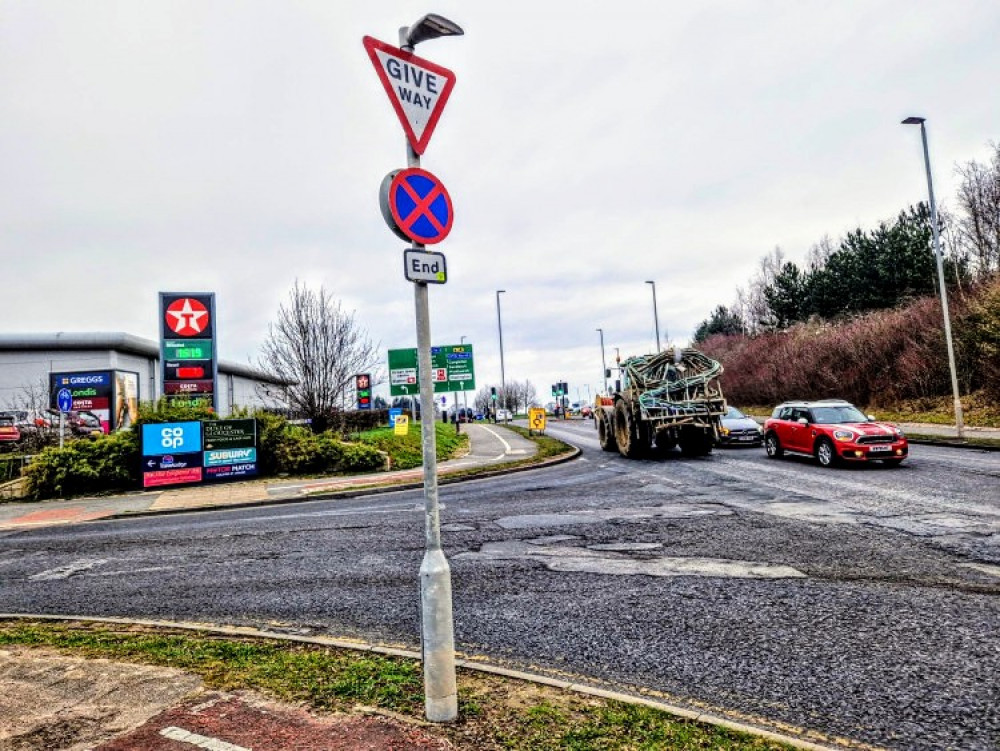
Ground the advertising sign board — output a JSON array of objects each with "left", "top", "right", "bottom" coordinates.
[
  {"left": 201, "top": 418, "right": 258, "bottom": 483},
  {"left": 203, "top": 419, "right": 256, "bottom": 450},
  {"left": 50, "top": 370, "right": 114, "bottom": 433},
  {"left": 140, "top": 421, "right": 203, "bottom": 488},
  {"left": 160, "top": 292, "right": 218, "bottom": 410},
  {"left": 356, "top": 374, "right": 372, "bottom": 410},
  {"left": 387, "top": 344, "right": 475, "bottom": 397}
]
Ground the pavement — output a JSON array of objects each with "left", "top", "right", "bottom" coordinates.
[{"left": 0, "top": 422, "right": 551, "bottom": 533}]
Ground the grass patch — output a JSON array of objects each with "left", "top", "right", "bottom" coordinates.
[
  {"left": 356, "top": 422, "right": 469, "bottom": 470},
  {"left": 504, "top": 424, "right": 576, "bottom": 460},
  {"left": 865, "top": 390, "right": 1000, "bottom": 428},
  {"left": 0, "top": 620, "right": 790, "bottom": 750}
]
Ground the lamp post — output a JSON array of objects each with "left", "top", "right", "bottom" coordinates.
[
  {"left": 902, "top": 116, "right": 965, "bottom": 439},
  {"left": 645, "top": 280, "right": 661, "bottom": 352},
  {"left": 459, "top": 335, "right": 468, "bottom": 411},
  {"left": 597, "top": 328, "right": 608, "bottom": 394},
  {"left": 398, "top": 13, "right": 463, "bottom": 723},
  {"left": 496, "top": 289, "right": 507, "bottom": 423}
]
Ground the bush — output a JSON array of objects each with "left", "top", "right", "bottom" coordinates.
[
  {"left": 24, "top": 430, "right": 139, "bottom": 500},
  {"left": 957, "top": 278, "right": 1000, "bottom": 401},
  {"left": 21, "top": 403, "right": 388, "bottom": 500}
]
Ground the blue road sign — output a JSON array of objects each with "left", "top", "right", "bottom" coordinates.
[
  {"left": 382, "top": 167, "right": 453, "bottom": 245},
  {"left": 57, "top": 388, "right": 73, "bottom": 413}
]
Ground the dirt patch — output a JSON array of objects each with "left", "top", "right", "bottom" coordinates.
[
  {"left": 0, "top": 647, "right": 453, "bottom": 751},
  {"left": 0, "top": 646, "right": 202, "bottom": 750}
]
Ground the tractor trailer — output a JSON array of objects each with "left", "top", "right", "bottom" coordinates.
[{"left": 595, "top": 348, "right": 726, "bottom": 458}]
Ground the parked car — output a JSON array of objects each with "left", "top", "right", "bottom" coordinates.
[
  {"left": 454, "top": 407, "right": 475, "bottom": 423},
  {"left": 763, "top": 399, "right": 908, "bottom": 467},
  {"left": 0, "top": 415, "right": 21, "bottom": 443},
  {"left": 50, "top": 409, "right": 104, "bottom": 437},
  {"left": 495, "top": 409, "right": 513, "bottom": 421},
  {"left": 717, "top": 406, "right": 763, "bottom": 446}
]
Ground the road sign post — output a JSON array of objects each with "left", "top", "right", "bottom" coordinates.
[{"left": 367, "top": 17, "right": 462, "bottom": 723}]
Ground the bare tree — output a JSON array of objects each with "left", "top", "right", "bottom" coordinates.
[
  {"left": 733, "top": 246, "right": 785, "bottom": 334},
  {"left": 954, "top": 142, "right": 1000, "bottom": 279},
  {"left": 257, "top": 281, "right": 379, "bottom": 432}
]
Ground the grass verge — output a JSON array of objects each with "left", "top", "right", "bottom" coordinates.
[
  {"left": 356, "top": 422, "right": 469, "bottom": 469},
  {"left": 0, "top": 620, "right": 791, "bottom": 750}
]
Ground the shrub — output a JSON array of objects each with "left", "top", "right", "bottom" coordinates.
[{"left": 24, "top": 430, "right": 139, "bottom": 500}]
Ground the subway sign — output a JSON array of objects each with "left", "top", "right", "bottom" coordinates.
[{"left": 160, "top": 292, "right": 217, "bottom": 410}]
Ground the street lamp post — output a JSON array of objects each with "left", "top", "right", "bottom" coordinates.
[
  {"left": 902, "top": 116, "right": 965, "bottom": 439},
  {"left": 496, "top": 290, "right": 506, "bottom": 423},
  {"left": 596, "top": 328, "right": 608, "bottom": 394},
  {"left": 398, "top": 13, "right": 463, "bottom": 723},
  {"left": 645, "top": 280, "right": 661, "bottom": 352},
  {"left": 459, "top": 335, "right": 468, "bottom": 411}
]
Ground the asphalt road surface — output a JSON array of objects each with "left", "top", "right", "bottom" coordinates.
[{"left": 1, "top": 421, "right": 998, "bottom": 750}]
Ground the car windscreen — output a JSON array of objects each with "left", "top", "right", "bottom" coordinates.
[
  {"left": 726, "top": 407, "right": 745, "bottom": 419},
  {"left": 811, "top": 405, "right": 867, "bottom": 424}
]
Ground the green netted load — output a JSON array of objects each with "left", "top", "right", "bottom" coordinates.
[{"left": 621, "top": 349, "right": 726, "bottom": 420}]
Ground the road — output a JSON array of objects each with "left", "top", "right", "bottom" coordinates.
[{"left": 1, "top": 420, "right": 998, "bottom": 750}]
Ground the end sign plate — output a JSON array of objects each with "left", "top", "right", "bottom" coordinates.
[{"left": 404, "top": 249, "right": 447, "bottom": 284}]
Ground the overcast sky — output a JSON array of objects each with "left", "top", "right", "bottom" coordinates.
[{"left": 3, "top": 2, "right": 999, "bottom": 407}]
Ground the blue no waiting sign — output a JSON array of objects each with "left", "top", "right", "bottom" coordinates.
[{"left": 380, "top": 167, "right": 454, "bottom": 245}]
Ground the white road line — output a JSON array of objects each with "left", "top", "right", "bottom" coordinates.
[
  {"left": 480, "top": 425, "right": 513, "bottom": 453},
  {"left": 160, "top": 726, "right": 251, "bottom": 751}
]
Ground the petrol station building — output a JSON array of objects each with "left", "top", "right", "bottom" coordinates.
[{"left": 0, "top": 333, "right": 292, "bottom": 423}]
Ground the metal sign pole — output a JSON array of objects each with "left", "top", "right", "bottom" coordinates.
[{"left": 400, "top": 28, "right": 458, "bottom": 725}]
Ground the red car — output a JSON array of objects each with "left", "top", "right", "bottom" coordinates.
[{"left": 764, "top": 400, "right": 908, "bottom": 467}]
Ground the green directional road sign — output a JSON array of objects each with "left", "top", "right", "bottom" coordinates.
[{"left": 388, "top": 344, "right": 476, "bottom": 397}]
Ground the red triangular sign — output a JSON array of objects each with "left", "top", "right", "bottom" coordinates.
[{"left": 363, "top": 36, "right": 457, "bottom": 155}]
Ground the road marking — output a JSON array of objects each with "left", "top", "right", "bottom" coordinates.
[
  {"left": 160, "top": 726, "right": 251, "bottom": 751},
  {"left": 29, "top": 558, "right": 108, "bottom": 581},
  {"left": 480, "top": 425, "right": 513, "bottom": 455}
]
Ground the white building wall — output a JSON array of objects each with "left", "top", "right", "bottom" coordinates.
[{"left": 0, "top": 343, "right": 287, "bottom": 417}]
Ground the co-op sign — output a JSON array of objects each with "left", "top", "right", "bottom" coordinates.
[{"left": 140, "top": 419, "right": 258, "bottom": 488}]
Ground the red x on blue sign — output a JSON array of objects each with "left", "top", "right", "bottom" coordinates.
[{"left": 384, "top": 168, "right": 454, "bottom": 245}]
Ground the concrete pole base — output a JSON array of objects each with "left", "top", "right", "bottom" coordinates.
[{"left": 420, "top": 548, "right": 458, "bottom": 722}]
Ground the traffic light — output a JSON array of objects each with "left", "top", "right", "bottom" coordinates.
[
  {"left": 551, "top": 384, "right": 557, "bottom": 397},
  {"left": 490, "top": 386, "right": 497, "bottom": 401}
]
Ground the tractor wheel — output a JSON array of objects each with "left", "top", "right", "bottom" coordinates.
[
  {"left": 597, "top": 410, "right": 617, "bottom": 452},
  {"left": 614, "top": 400, "right": 645, "bottom": 458}
]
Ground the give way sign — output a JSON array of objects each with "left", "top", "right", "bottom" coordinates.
[{"left": 363, "top": 35, "right": 457, "bottom": 155}]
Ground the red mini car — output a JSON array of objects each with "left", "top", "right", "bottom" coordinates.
[{"left": 764, "top": 400, "right": 908, "bottom": 467}]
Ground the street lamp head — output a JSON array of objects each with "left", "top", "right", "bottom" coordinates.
[
  {"left": 902, "top": 116, "right": 926, "bottom": 125},
  {"left": 645, "top": 280, "right": 655, "bottom": 285},
  {"left": 404, "top": 14, "right": 464, "bottom": 47}
]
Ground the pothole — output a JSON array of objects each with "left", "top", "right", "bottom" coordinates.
[
  {"left": 494, "top": 503, "right": 731, "bottom": 530},
  {"left": 455, "top": 540, "right": 805, "bottom": 579}
]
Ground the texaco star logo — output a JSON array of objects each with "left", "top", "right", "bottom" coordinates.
[{"left": 165, "top": 298, "right": 210, "bottom": 336}]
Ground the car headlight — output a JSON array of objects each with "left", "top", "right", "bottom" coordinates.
[
  {"left": 893, "top": 427, "right": 905, "bottom": 437},
  {"left": 833, "top": 430, "right": 855, "bottom": 441}
]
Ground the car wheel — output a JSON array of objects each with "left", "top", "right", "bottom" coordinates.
[
  {"left": 764, "top": 432, "right": 783, "bottom": 459},
  {"left": 816, "top": 437, "right": 838, "bottom": 467}
]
